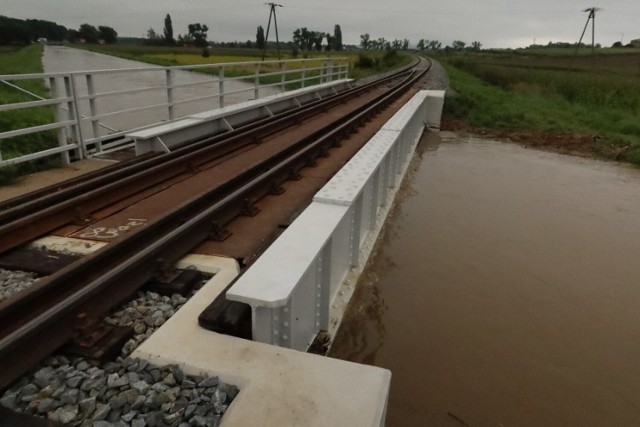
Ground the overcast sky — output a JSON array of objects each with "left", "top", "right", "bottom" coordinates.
[{"left": 3, "top": 0, "right": 639, "bottom": 48}]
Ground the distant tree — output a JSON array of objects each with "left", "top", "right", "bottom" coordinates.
[
  {"left": 470, "top": 41, "right": 482, "bottom": 51},
  {"left": 325, "top": 33, "right": 333, "bottom": 51},
  {"left": 416, "top": 39, "right": 426, "bottom": 50},
  {"left": 66, "top": 29, "right": 79, "bottom": 42},
  {"left": 245, "top": 40, "right": 253, "bottom": 49},
  {"left": 313, "top": 31, "right": 324, "bottom": 51},
  {"left": 360, "top": 33, "right": 371, "bottom": 50},
  {"left": 147, "top": 27, "right": 159, "bottom": 40},
  {"left": 392, "top": 39, "right": 402, "bottom": 49},
  {"left": 187, "top": 23, "right": 209, "bottom": 47},
  {"left": 256, "top": 25, "right": 265, "bottom": 50},
  {"left": 163, "top": 14, "right": 174, "bottom": 45},
  {"left": 177, "top": 33, "right": 194, "bottom": 46},
  {"left": 98, "top": 26, "right": 117, "bottom": 44},
  {"left": 611, "top": 41, "right": 623, "bottom": 48},
  {"left": 427, "top": 40, "right": 442, "bottom": 50},
  {"left": 333, "top": 24, "right": 343, "bottom": 51},
  {"left": 452, "top": 40, "right": 466, "bottom": 50},
  {"left": 402, "top": 38, "right": 409, "bottom": 50},
  {"left": 78, "top": 23, "right": 100, "bottom": 43},
  {"left": 293, "top": 27, "right": 324, "bottom": 51},
  {"left": 0, "top": 16, "right": 30, "bottom": 44},
  {"left": 26, "top": 19, "right": 67, "bottom": 42}
]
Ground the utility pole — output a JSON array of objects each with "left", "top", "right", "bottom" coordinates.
[
  {"left": 262, "top": 3, "right": 283, "bottom": 61},
  {"left": 574, "top": 7, "right": 601, "bottom": 57}
]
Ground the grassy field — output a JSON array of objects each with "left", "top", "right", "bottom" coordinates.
[
  {"left": 0, "top": 44, "right": 60, "bottom": 184},
  {"left": 79, "top": 44, "right": 412, "bottom": 81},
  {"left": 436, "top": 48, "right": 640, "bottom": 165}
]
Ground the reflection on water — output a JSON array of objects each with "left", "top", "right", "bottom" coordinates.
[
  {"left": 330, "top": 132, "right": 640, "bottom": 426},
  {"left": 41, "top": 46, "right": 280, "bottom": 136}
]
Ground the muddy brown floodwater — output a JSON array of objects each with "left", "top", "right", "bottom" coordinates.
[{"left": 330, "top": 132, "right": 640, "bottom": 426}]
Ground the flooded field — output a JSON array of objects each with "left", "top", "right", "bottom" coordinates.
[
  {"left": 330, "top": 132, "right": 640, "bottom": 426},
  {"left": 42, "top": 46, "right": 279, "bottom": 135}
]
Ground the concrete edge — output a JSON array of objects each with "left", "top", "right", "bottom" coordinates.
[{"left": 132, "top": 255, "right": 392, "bottom": 427}]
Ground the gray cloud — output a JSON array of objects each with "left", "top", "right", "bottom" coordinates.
[{"left": 3, "top": 0, "right": 638, "bottom": 48}]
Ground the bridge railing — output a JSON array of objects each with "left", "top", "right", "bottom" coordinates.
[
  {"left": 0, "top": 57, "right": 349, "bottom": 168},
  {"left": 227, "top": 91, "right": 437, "bottom": 351}
]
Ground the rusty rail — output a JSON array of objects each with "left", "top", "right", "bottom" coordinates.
[{"left": 0, "top": 66, "right": 417, "bottom": 254}]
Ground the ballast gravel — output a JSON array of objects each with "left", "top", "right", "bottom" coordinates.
[
  {"left": 2, "top": 355, "right": 238, "bottom": 427},
  {"left": 0, "top": 272, "right": 239, "bottom": 426},
  {"left": 0, "top": 268, "right": 39, "bottom": 302}
]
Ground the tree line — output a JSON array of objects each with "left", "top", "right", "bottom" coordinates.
[
  {"left": 144, "top": 15, "right": 345, "bottom": 54},
  {"left": 0, "top": 15, "right": 117, "bottom": 45},
  {"left": 145, "top": 15, "right": 210, "bottom": 48}
]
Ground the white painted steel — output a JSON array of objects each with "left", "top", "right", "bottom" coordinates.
[
  {"left": 0, "top": 57, "right": 348, "bottom": 168},
  {"left": 227, "top": 90, "right": 441, "bottom": 352},
  {"left": 129, "top": 79, "right": 353, "bottom": 155}
]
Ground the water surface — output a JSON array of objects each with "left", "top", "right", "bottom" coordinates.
[
  {"left": 42, "top": 46, "right": 279, "bottom": 136},
  {"left": 331, "top": 132, "right": 640, "bottom": 426}
]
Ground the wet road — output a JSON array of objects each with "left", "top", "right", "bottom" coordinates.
[
  {"left": 330, "top": 133, "right": 640, "bottom": 426},
  {"left": 42, "top": 46, "right": 279, "bottom": 137}
]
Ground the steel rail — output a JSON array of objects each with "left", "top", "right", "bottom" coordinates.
[
  {"left": 0, "top": 61, "right": 429, "bottom": 390},
  {"left": 0, "top": 70, "right": 416, "bottom": 256},
  {"left": 0, "top": 58, "right": 419, "bottom": 217}
]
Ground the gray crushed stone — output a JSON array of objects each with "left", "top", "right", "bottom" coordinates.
[
  {"left": 0, "top": 271, "right": 239, "bottom": 426},
  {"left": 2, "top": 356, "right": 238, "bottom": 427},
  {"left": 0, "top": 268, "right": 39, "bottom": 302}
]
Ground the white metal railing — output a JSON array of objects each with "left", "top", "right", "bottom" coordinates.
[
  {"left": 227, "top": 90, "right": 436, "bottom": 351},
  {"left": 0, "top": 57, "right": 349, "bottom": 168}
]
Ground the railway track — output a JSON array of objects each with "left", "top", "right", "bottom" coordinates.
[{"left": 0, "top": 57, "right": 432, "bottom": 391}]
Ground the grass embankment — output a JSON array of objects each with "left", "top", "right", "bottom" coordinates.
[
  {"left": 0, "top": 44, "right": 59, "bottom": 184},
  {"left": 438, "top": 49, "right": 640, "bottom": 165}
]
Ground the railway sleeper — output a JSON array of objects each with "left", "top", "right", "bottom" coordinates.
[
  {"left": 145, "top": 269, "right": 204, "bottom": 297},
  {"left": 0, "top": 247, "right": 80, "bottom": 277},
  {"left": 63, "top": 322, "right": 134, "bottom": 365},
  {"left": 198, "top": 286, "right": 252, "bottom": 340}
]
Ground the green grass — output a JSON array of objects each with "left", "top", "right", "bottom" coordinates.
[
  {"left": 437, "top": 49, "right": 640, "bottom": 164},
  {"left": 0, "top": 44, "right": 60, "bottom": 185}
]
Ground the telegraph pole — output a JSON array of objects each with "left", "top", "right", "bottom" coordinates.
[
  {"left": 262, "top": 3, "right": 283, "bottom": 61},
  {"left": 574, "top": 7, "right": 601, "bottom": 57}
]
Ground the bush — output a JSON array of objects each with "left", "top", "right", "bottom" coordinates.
[
  {"left": 382, "top": 49, "right": 399, "bottom": 67},
  {"left": 201, "top": 47, "right": 209, "bottom": 57},
  {"left": 356, "top": 53, "right": 375, "bottom": 69}
]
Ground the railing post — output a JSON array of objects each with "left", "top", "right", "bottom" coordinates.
[
  {"left": 301, "top": 61, "right": 306, "bottom": 88},
  {"left": 85, "top": 74, "right": 102, "bottom": 153},
  {"left": 165, "top": 68, "right": 175, "bottom": 120},
  {"left": 328, "top": 59, "right": 334, "bottom": 82},
  {"left": 254, "top": 63, "right": 260, "bottom": 100},
  {"left": 49, "top": 76, "right": 70, "bottom": 165},
  {"left": 321, "top": 61, "right": 327, "bottom": 84},
  {"left": 218, "top": 67, "right": 225, "bottom": 108},
  {"left": 63, "top": 75, "right": 85, "bottom": 160},
  {"left": 280, "top": 61, "right": 286, "bottom": 92}
]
